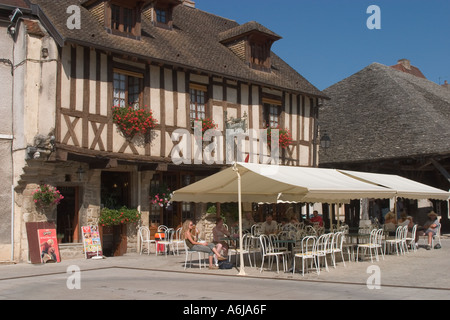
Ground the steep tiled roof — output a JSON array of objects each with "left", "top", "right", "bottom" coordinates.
[
  {"left": 29, "top": 0, "right": 326, "bottom": 98},
  {"left": 218, "top": 21, "right": 282, "bottom": 43},
  {"left": 0, "top": 0, "right": 29, "bottom": 9},
  {"left": 319, "top": 63, "right": 450, "bottom": 165}
]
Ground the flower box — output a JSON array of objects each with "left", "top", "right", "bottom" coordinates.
[{"left": 112, "top": 106, "right": 157, "bottom": 140}]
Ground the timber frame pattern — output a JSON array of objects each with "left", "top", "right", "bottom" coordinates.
[{"left": 48, "top": 0, "right": 328, "bottom": 168}]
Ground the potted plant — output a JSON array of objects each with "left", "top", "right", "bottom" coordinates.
[
  {"left": 150, "top": 184, "right": 173, "bottom": 209},
  {"left": 99, "top": 207, "right": 141, "bottom": 227},
  {"left": 32, "top": 184, "right": 64, "bottom": 210},
  {"left": 266, "top": 126, "right": 292, "bottom": 149},
  {"left": 99, "top": 207, "right": 141, "bottom": 257},
  {"left": 191, "top": 117, "right": 218, "bottom": 135},
  {"left": 112, "top": 105, "right": 158, "bottom": 140}
]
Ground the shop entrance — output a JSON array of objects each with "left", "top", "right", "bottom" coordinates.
[
  {"left": 101, "top": 171, "right": 131, "bottom": 208},
  {"left": 100, "top": 171, "right": 131, "bottom": 257},
  {"left": 150, "top": 172, "right": 194, "bottom": 228},
  {"left": 56, "top": 187, "right": 79, "bottom": 243}
]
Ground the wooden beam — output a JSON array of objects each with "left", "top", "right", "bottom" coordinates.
[{"left": 431, "top": 158, "right": 450, "bottom": 184}]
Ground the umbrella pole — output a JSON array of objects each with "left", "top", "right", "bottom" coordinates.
[{"left": 233, "top": 163, "right": 246, "bottom": 276}]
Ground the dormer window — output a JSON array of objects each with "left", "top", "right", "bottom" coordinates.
[
  {"left": 86, "top": 0, "right": 148, "bottom": 40},
  {"left": 111, "top": 4, "right": 134, "bottom": 34},
  {"left": 249, "top": 36, "right": 272, "bottom": 71},
  {"left": 142, "top": 0, "right": 182, "bottom": 30},
  {"left": 219, "top": 21, "right": 281, "bottom": 73},
  {"left": 156, "top": 8, "right": 167, "bottom": 24}
]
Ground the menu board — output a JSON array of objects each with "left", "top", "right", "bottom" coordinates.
[
  {"left": 81, "top": 225, "right": 103, "bottom": 259},
  {"left": 37, "top": 229, "right": 61, "bottom": 263}
]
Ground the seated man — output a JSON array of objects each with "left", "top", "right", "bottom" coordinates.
[
  {"left": 260, "top": 214, "right": 278, "bottom": 235},
  {"left": 212, "top": 217, "right": 230, "bottom": 257},
  {"left": 422, "top": 211, "right": 440, "bottom": 250},
  {"left": 242, "top": 211, "right": 256, "bottom": 233},
  {"left": 308, "top": 210, "right": 324, "bottom": 227},
  {"left": 279, "top": 217, "right": 297, "bottom": 243}
]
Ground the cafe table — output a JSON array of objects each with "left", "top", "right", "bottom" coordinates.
[
  {"left": 345, "top": 232, "right": 371, "bottom": 262},
  {"left": 219, "top": 235, "right": 240, "bottom": 249},
  {"left": 346, "top": 232, "right": 371, "bottom": 244},
  {"left": 273, "top": 238, "right": 296, "bottom": 272}
]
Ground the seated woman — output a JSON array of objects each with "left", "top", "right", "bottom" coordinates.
[
  {"left": 182, "top": 220, "right": 226, "bottom": 269},
  {"left": 384, "top": 211, "right": 397, "bottom": 233}
]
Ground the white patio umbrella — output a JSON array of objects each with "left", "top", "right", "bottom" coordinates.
[{"left": 172, "top": 162, "right": 398, "bottom": 275}]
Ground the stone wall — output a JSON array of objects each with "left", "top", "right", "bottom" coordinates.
[{"left": 195, "top": 213, "right": 217, "bottom": 241}]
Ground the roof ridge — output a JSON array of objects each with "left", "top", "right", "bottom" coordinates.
[{"left": 380, "top": 62, "right": 450, "bottom": 107}]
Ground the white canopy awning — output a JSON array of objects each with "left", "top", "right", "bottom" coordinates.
[
  {"left": 171, "top": 162, "right": 449, "bottom": 276},
  {"left": 172, "top": 163, "right": 398, "bottom": 204},
  {"left": 338, "top": 170, "right": 450, "bottom": 201}
]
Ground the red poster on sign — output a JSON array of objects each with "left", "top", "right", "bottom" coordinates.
[{"left": 37, "top": 229, "right": 61, "bottom": 263}]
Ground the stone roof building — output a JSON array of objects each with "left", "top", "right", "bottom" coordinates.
[{"left": 319, "top": 61, "right": 450, "bottom": 230}]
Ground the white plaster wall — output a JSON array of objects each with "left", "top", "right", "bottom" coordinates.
[
  {"left": 150, "top": 65, "right": 160, "bottom": 123},
  {"left": 164, "top": 68, "right": 174, "bottom": 126},
  {"left": 176, "top": 70, "right": 186, "bottom": 128}
]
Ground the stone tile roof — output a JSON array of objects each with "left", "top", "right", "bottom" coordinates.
[
  {"left": 0, "top": 0, "right": 29, "bottom": 9},
  {"left": 319, "top": 62, "right": 450, "bottom": 165},
  {"left": 29, "top": 0, "right": 326, "bottom": 98},
  {"left": 218, "top": 20, "right": 282, "bottom": 43}
]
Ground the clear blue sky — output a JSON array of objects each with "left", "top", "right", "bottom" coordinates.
[{"left": 194, "top": 0, "right": 450, "bottom": 91}]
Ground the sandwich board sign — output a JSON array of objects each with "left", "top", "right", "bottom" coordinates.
[
  {"left": 37, "top": 228, "right": 61, "bottom": 263},
  {"left": 81, "top": 225, "right": 103, "bottom": 259}
]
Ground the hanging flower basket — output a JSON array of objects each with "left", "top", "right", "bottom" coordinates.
[
  {"left": 112, "top": 106, "right": 158, "bottom": 139},
  {"left": 266, "top": 126, "right": 293, "bottom": 149},
  {"left": 99, "top": 207, "right": 141, "bottom": 227},
  {"left": 150, "top": 185, "right": 173, "bottom": 208},
  {"left": 32, "top": 184, "right": 64, "bottom": 209},
  {"left": 191, "top": 118, "right": 218, "bottom": 134}
]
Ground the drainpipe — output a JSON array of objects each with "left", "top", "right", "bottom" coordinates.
[
  {"left": 11, "top": 185, "right": 14, "bottom": 261},
  {"left": 137, "top": 171, "right": 141, "bottom": 214}
]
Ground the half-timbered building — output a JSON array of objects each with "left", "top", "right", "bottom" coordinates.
[{"left": 5, "top": 0, "right": 327, "bottom": 261}]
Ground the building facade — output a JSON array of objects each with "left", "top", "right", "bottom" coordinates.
[{"left": 3, "top": 0, "right": 327, "bottom": 262}]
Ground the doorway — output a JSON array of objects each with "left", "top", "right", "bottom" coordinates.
[
  {"left": 101, "top": 171, "right": 131, "bottom": 209},
  {"left": 56, "top": 186, "right": 79, "bottom": 243},
  {"left": 149, "top": 172, "right": 195, "bottom": 227}
]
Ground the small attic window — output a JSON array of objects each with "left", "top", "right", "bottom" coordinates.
[
  {"left": 104, "top": 1, "right": 144, "bottom": 40},
  {"left": 248, "top": 35, "right": 272, "bottom": 72},
  {"left": 219, "top": 21, "right": 282, "bottom": 73},
  {"left": 151, "top": 4, "right": 174, "bottom": 29},
  {"left": 142, "top": 0, "right": 182, "bottom": 30},
  {"left": 111, "top": 5, "right": 134, "bottom": 33},
  {"left": 156, "top": 8, "right": 167, "bottom": 23}
]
